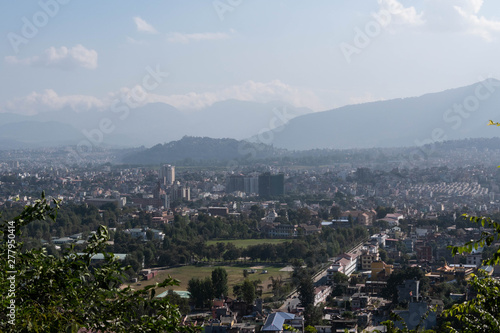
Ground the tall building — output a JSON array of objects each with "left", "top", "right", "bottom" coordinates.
[
  {"left": 170, "top": 182, "right": 190, "bottom": 202},
  {"left": 226, "top": 175, "right": 245, "bottom": 193},
  {"left": 226, "top": 175, "right": 259, "bottom": 194},
  {"left": 258, "top": 172, "right": 284, "bottom": 197},
  {"left": 159, "top": 164, "right": 175, "bottom": 186}
]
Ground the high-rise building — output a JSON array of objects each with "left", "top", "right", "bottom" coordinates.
[
  {"left": 170, "top": 182, "right": 190, "bottom": 202},
  {"left": 159, "top": 164, "right": 175, "bottom": 186},
  {"left": 258, "top": 172, "right": 284, "bottom": 197},
  {"left": 226, "top": 175, "right": 259, "bottom": 194},
  {"left": 226, "top": 175, "right": 245, "bottom": 193}
]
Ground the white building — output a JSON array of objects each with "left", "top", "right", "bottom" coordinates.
[
  {"left": 159, "top": 164, "right": 175, "bottom": 186},
  {"left": 327, "top": 253, "right": 358, "bottom": 282}
]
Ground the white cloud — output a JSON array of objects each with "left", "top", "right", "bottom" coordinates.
[
  {"left": 376, "top": 0, "right": 424, "bottom": 27},
  {"left": 2, "top": 80, "right": 324, "bottom": 115},
  {"left": 5, "top": 45, "right": 98, "bottom": 70},
  {"left": 452, "top": 0, "right": 500, "bottom": 40},
  {"left": 167, "top": 31, "right": 233, "bottom": 43},
  {"left": 4, "top": 89, "right": 106, "bottom": 115},
  {"left": 145, "top": 80, "right": 323, "bottom": 110},
  {"left": 373, "top": 0, "right": 500, "bottom": 40},
  {"left": 133, "top": 17, "right": 158, "bottom": 34}
]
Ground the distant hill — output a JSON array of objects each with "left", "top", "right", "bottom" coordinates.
[
  {"left": 0, "top": 121, "right": 84, "bottom": 147},
  {"left": 0, "top": 100, "right": 312, "bottom": 149},
  {"left": 258, "top": 79, "right": 500, "bottom": 150},
  {"left": 121, "top": 136, "right": 288, "bottom": 165}
]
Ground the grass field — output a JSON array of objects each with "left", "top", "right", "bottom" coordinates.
[
  {"left": 126, "top": 264, "right": 291, "bottom": 298},
  {"left": 205, "top": 239, "right": 290, "bottom": 248}
]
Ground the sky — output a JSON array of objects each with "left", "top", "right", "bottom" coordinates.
[{"left": 1, "top": 0, "right": 500, "bottom": 115}]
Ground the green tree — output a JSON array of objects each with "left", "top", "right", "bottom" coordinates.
[
  {"left": 211, "top": 267, "right": 228, "bottom": 298},
  {"left": 268, "top": 275, "right": 285, "bottom": 300},
  {"left": 443, "top": 214, "right": 500, "bottom": 332},
  {"left": 187, "top": 277, "right": 213, "bottom": 309},
  {"left": 241, "top": 279, "right": 256, "bottom": 305},
  {"left": 305, "top": 325, "right": 318, "bottom": 333},
  {"left": 298, "top": 275, "right": 315, "bottom": 308},
  {"left": 0, "top": 194, "right": 195, "bottom": 333}
]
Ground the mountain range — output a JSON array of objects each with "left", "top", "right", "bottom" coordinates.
[
  {"left": 0, "top": 100, "right": 310, "bottom": 149},
  {"left": 1, "top": 79, "right": 499, "bottom": 151},
  {"left": 258, "top": 78, "right": 500, "bottom": 150}
]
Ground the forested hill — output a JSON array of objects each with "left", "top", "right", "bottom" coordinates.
[
  {"left": 120, "top": 136, "right": 500, "bottom": 167},
  {"left": 121, "top": 136, "right": 287, "bottom": 165}
]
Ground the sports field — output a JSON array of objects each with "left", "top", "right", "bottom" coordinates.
[{"left": 127, "top": 264, "right": 290, "bottom": 298}]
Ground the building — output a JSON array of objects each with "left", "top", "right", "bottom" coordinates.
[
  {"left": 85, "top": 197, "right": 126, "bottom": 208},
  {"left": 258, "top": 173, "right": 284, "bottom": 198},
  {"left": 314, "top": 285, "right": 332, "bottom": 305},
  {"left": 171, "top": 182, "right": 190, "bottom": 201},
  {"left": 467, "top": 248, "right": 483, "bottom": 267},
  {"left": 263, "top": 210, "right": 278, "bottom": 223},
  {"left": 208, "top": 207, "right": 229, "bottom": 217},
  {"left": 159, "top": 164, "right": 175, "bottom": 186},
  {"left": 261, "top": 312, "right": 304, "bottom": 332},
  {"left": 226, "top": 175, "right": 259, "bottom": 194},
  {"left": 124, "top": 228, "right": 165, "bottom": 241},
  {"left": 261, "top": 223, "right": 297, "bottom": 238},
  {"left": 327, "top": 253, "right": 358, "bottom": 282},
  {"left": 393, "top": 302, "right": 437, "bottom": 330},
  {"left": 397, "top": 279, "right": 420, "bottom": 303},
  {"left": 431, "top": 263, "right": 476, "bottom": 281},
  {"left": 371, "top": 261, "right": 393, "bottom": 280},
  {"left": 416, "top": 244, "right": 433, "bottom": 262},
  {"left": 227, "top": 175, "right": 245, "bottom": 193},
  {"left": 360, "top": 251, "right": 379, "bottom": 271}
]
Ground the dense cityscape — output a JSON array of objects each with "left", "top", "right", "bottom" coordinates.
[
  {"left": 3, "top": 1, "right": 500, "bottom": 332},
  {"left": 1, "top": 142, "right": 500, "bottom": 332}
]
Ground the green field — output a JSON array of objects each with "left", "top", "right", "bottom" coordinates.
[
  {"left": 127, "top": 264, "right": 291, "bottom": 298},
  {"left": 205, "top": 238, "right": 290, "bottom": 248}
]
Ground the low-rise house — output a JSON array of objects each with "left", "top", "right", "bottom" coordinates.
[{"left": 261, "top": 312, "right": 304, "bottom": 332}]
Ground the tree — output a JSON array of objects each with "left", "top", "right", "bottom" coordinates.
[
  {"left": 331, "top": 271, "right": 349, "bottom": 285},
  {"left": 0, "top": 193, "right": 196, "bottom": 332},
  {"left": 268, "top": 275, "right": 285, "bottom": 300},
  {"left": 304, "top": 304, "right": 323, "bottom": 327},
  {"left": 187, "top": 277, "right": 213, "bottom": 309},
  {"left": 298, "top": 275, "right": 315, "bottom": 308},
  {"left": 211, "top": 267, "right": 228, "bottom": 298},
  {"left": 223, "top": 242, "right": 241, "bottom": 261},
  {"left": 241, "top": 279, "right": 256, "bottom": 305},
  {"left": 330, "top": 206, "right": 341, "bottom": 220},
  {"left": 305, "top": 325, "right": 318, "bottom": 333},
  {"left": 443, "top": 214, "right": 500, "bottom": 332}
]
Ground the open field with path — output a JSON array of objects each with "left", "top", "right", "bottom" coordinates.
[{"left": 126, "top": 264, "right": 291, "bottom": 298}]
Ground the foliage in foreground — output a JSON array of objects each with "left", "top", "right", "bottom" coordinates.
[
  {"left": 377, "top": 212, "right": 500, "bottom": 332},
  {"left": 0, "top": 194, "right": 196, "bottom": 332},
  {"left": 442, "top": 214, "right": 500, "bottom": 333}
]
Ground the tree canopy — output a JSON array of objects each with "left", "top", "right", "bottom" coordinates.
[{"left": 0, "top": 193, "right": 196, "bottom": 332}]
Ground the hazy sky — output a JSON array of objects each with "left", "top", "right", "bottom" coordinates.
[{"left": 1, "top": 0, "right": 500, "bottom": 115}]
